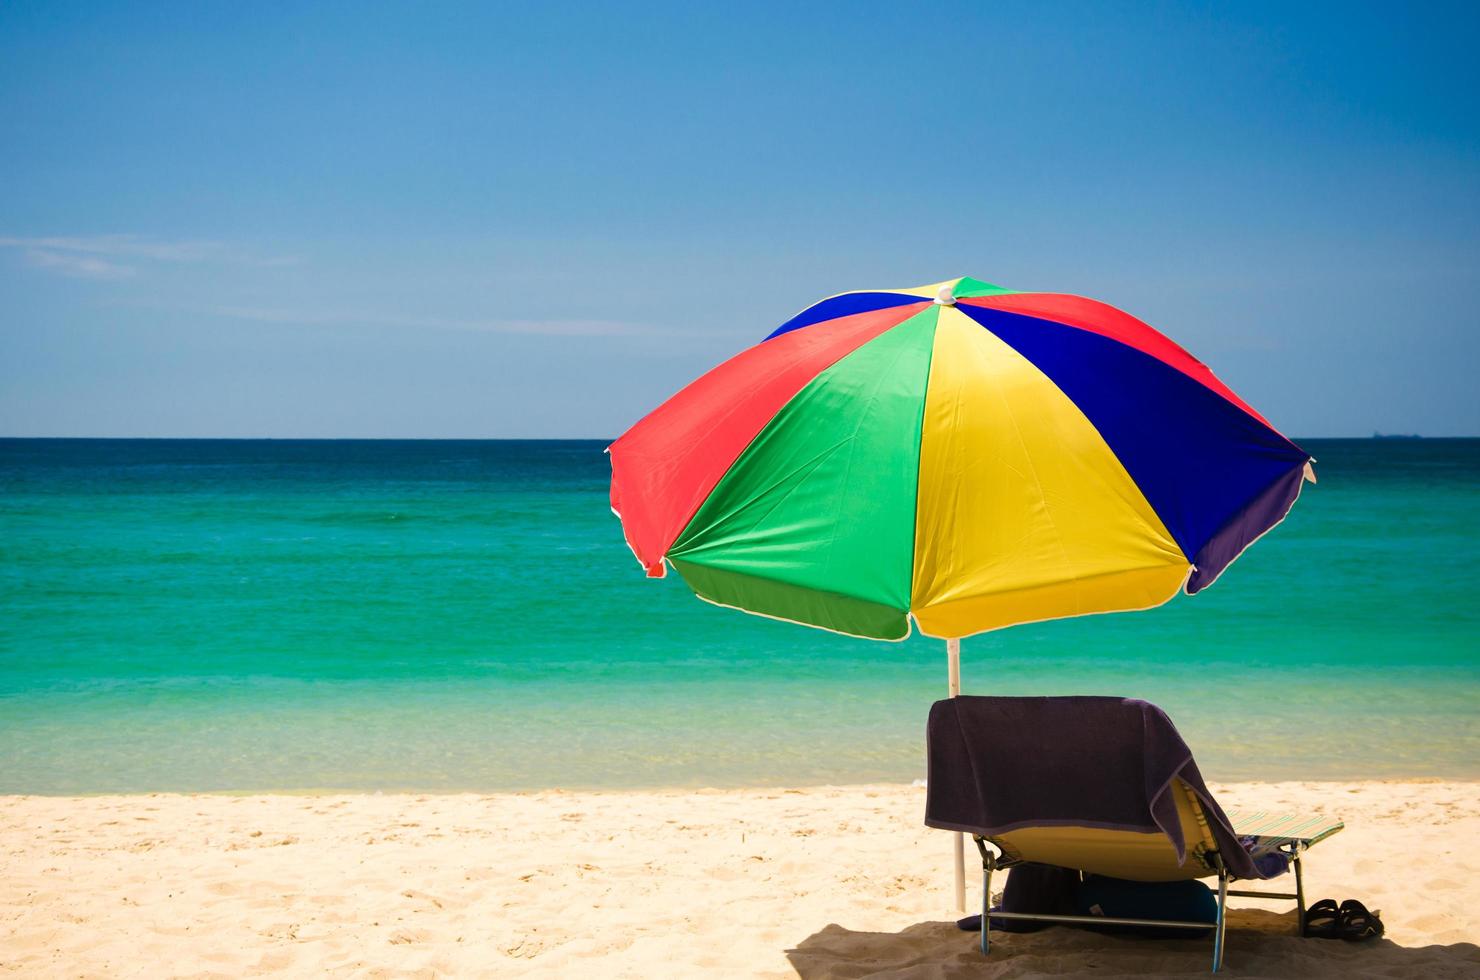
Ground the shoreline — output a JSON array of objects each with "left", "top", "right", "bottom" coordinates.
[
  {"left": 3, "top": 773, "right": 1480, "bottom": 799},
  {"left": 4, "top": 780, "right": 1478, "bottom": 977}
]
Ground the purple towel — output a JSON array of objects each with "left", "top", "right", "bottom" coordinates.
[{"left": 924, "top": 695, "right": 1264, "bottom": 881}]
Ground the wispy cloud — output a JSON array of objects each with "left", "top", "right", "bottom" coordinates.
[
  {"left": 0, "top": 234, "right": 298, "bottom": 279},
  {"left": 205, "top": 305, "right": 674, "bottom": 338},
  {"left": 21, "top": 248, "right": 137, "bottom": 280}
]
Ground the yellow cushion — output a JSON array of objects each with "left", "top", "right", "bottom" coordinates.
[{"left": 989, "top": 779, "right": 1218, "bottom": 882}]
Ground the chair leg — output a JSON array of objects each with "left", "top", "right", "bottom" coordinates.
[
  {"left": 1212, "top": 866, "right": 1228, "bottom": 973},
  {"left": 981, "top": 856, "right": 994, "bottom": 955}
]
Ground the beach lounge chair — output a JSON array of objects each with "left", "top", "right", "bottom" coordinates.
[{"left": 924, "top": 695, "right": 1344, "bottom": 972}]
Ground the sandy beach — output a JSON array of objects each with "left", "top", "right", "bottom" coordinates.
[{"left": 3, "top": 780, "right": 1477, "bottom": 978}]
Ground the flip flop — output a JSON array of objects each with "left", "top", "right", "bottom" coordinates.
[
  {"left": 1302, "top": 898, "right": 1343, "bottom": 939},
  {"left": 1338, "top": 899, "right": 1385, "bottom": 942}
]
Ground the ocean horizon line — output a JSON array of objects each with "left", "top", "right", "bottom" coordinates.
[{"left": 3, "top": 434, "right": 1478, "bottom": 443}]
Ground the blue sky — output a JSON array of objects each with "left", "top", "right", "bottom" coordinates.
[{"left": 2, "top": 1, "right": 1476, "bottom": 437}]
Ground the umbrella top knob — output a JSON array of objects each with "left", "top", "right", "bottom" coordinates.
[{"left": 933, "top": 283, "right": 956, "bottom": 306}]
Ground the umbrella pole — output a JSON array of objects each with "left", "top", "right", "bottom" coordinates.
[{"left": 947, "top": 637, "right": 965, "bottom": 913}]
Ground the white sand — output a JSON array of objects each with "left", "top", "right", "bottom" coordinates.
[{"left": 3, "top": 781, "right": 1478, "bottom": 978}]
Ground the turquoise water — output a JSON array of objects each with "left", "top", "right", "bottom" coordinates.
[{"left": 1, "top": 438, "right": 1477, "bottom": 793}]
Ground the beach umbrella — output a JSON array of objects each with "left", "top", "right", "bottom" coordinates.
[{"left": 608, "top": 276, "right": 1314, "bottom": 908}]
